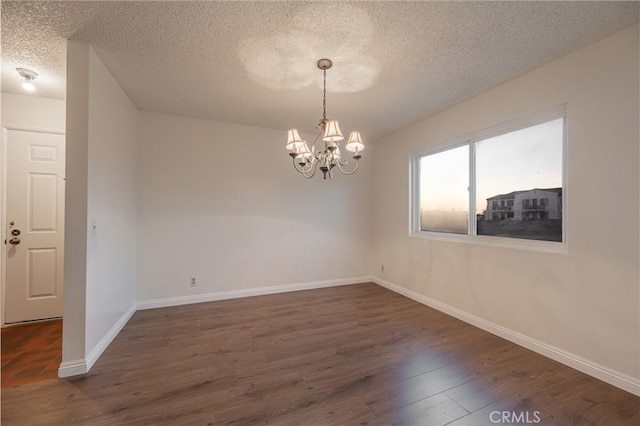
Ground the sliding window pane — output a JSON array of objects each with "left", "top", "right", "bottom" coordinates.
[
  {"left": 476, "top": 118, "right": 564, "bottom": 241},
  {"left": 419, "top": 145, "right": 469, "bottom": 234}
]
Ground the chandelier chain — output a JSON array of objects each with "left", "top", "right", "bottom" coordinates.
[{"left": 322, "top": 68, "right": 327, "bottom": 121}]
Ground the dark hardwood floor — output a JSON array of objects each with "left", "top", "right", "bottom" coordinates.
[
  {"left": 1, "top": 283, "right": 638, "bottom": 425},
  {"left": 1, "top": 319, "right": 62, "bottom": 388}
]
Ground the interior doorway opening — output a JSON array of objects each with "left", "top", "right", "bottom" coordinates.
[{"left": 1, "top": 93, "right": 67, "bottom": 387}]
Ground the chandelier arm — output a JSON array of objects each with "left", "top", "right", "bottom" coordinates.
[
  {"left": 291, "top": 154, "right": 321, "bottom": 179},
  {"left": 292, "top": 156, "right": 307, "bottom": 173},
  {"left": 310, "top": 129, "right": 323, "bottom": 153},
  {"left": 335, "top": 158, "right": 360, "bottom": 175},
  {"left": 301, "top": 159, "right": 319, "bottom": 179},
  {"left": 292, "top": 156, "right": 313, "bottom": 175}
]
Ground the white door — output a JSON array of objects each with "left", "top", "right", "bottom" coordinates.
[{"left": 5, "top": 129, "right": 65, "bottom": 324}]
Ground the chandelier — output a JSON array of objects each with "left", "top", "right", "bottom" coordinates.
[{"left": 285, "top": 59, "right": 365, "bottom": 179}]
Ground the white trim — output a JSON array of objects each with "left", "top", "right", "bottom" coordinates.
[
  {"left": 410, "top": 231, "right": 568, "bottom": 254},
  {"left": 58, "top": 359, "right": 88, "bottom": 378},
  {"left": 59, "top": 304, "right": 136, "bottom": 378},
  {"left": 85, "top": 303, "right": 137, "bottom": 371},
  {"left": 1, "top": 128, "right": 7, "bottom": 326},
  {"left": 137, "top": 277, "right": 370, "bottom": 310},
  {"left": 58, "top": 278, "right": 369, "bottom": 377},
  {"left": 408, "top": 105, "right": 567, "bottom": 175},
  {"left": 59, "top": 304, "right": 137, "bottom": 377},
  {"left": 57, "top": 277, "right": 640, "bottom": 396},
  {"left": 561, "top": 111, "right": 569, "bottom": 245},
  {"left": 409, "top": 105, "right": 568, "bottom": 254},
  {"left": 372, "top": 276, "right": 640, "bottom": 397},
  {"left": 2, "top": 316, "right": 62, "bottom": 328},
  {"left": 469, "top": 142, "right": 477, "bottom": 237},
  {"left": 2, "top": 124, "right": 65, "bottom": 135}
]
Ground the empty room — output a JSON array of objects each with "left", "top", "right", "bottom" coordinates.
[{"left": 1, "top": 1, "right": 639, "bottom": 425}]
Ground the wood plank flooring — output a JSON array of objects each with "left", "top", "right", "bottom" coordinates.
[
  {"left": 2, "top": 283, "right": 638, "bottom": 425},
  {"left": 1, "top": 319, "right": 62, "bottom": 388}
]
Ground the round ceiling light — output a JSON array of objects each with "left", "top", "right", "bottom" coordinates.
[{"left": 16, "top": 68, "right": 38, "bottom": 92}]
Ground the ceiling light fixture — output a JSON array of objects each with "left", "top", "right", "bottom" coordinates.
[
  {"left": 17, "top": 68, "right": 38, "bottom": 92},
  {"left": 286, "top": 59, "right": 365, "bottom": 180}
]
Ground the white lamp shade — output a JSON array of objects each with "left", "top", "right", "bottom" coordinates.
[
  {"left": 286, "top": 128, "right": 304, "bottom": 150},
  {"left": 295, "top": 141, "right": 312, "bottom": 159},
  {"left": 345, "top": 131, "right": 365, "bottom": 152},
  {"left": 323, "top": 119, "right": 344, "bottom": 142}
]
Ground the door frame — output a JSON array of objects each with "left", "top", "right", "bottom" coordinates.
[{"left": 1, "top": 124, "right": 66, "bottom": 326}]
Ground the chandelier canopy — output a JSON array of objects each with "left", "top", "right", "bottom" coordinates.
[{"left": 286, "top": 59, "right": 365, "bottom": 179}]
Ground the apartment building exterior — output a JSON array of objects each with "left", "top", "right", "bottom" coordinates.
[{"left": 484, "top": 188, "right": 562, "bottom": 221}]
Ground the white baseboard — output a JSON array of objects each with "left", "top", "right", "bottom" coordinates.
[
  {"left": 85, "top": 304, "right": 137, "bottom": 371},
  {"left": 58, "top": 359, "right": 88, "bottom": 378},
  {"left": 136, "top": 276, "right": 371, "bottom": 310},
  {"left": 61, "top": 276, "right": 639, "bottom": 396},
  {"left": 373, "top": 276, "right": 640, "bottom": 397},
  {"left": 58, "top": 278, "right": 369, "bottom": 378},
  {"left": 58, "top": 303, "right": 136, "bottom": 378}
]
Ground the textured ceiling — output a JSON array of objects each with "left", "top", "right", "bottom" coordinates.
[{"left": 2, "top": 1, "right": 638, "bottom": 140}]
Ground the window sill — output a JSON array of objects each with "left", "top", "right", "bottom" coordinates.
[{"left": 409, "top": 231, "right": 568, "bottom": 254}]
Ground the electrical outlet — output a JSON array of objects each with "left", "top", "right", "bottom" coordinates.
[{"left": 190, "top": 277, "right": 197, "bottom": 287}]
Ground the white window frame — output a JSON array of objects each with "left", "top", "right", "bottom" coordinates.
[{"left": 409, "top": 105, "right": 568, "bottom": 254}]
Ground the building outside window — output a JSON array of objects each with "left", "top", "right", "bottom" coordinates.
[{"left": 413, "top": 113, "right": 565, "bottom": 244}]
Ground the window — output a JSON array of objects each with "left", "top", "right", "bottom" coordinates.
[
  {"left": 412, "top": 113, "right": 565, "bottom": 246},
  {"left": 418, "top": 145, "right": 468, "bottom": 234}
]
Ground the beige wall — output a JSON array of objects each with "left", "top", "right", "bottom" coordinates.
[
  {"left": 61, "top": 41, "right": 138, "bottom": 374},
  {"left": 1, "top": 93, "right": 65, "bottom": 133},
  {"left": 136, "top": 111, "right": 372, "bottom": 302},
  {"left": 61, "top": 41, "right": 90, "bottom": 367},
  {"left": 85, "top": 46, "right": 138, "bottom": 357},
  {"left": 49, "top": 23, "right": 640, "bottom": 394},
  {"left": 372, "top": 23, "right": 639, "bottom": 385}
]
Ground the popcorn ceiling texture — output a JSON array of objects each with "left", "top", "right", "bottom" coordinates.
[{"left": 2, "top": 1, "right": 638, "bottom": 140}]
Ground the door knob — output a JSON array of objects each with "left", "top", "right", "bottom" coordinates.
[
  {"left": 9, "top": 237, "right": 20, "bottom": 245},
  {"left": 11, "top": 229, "right": 20, "bottom": 236}
]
